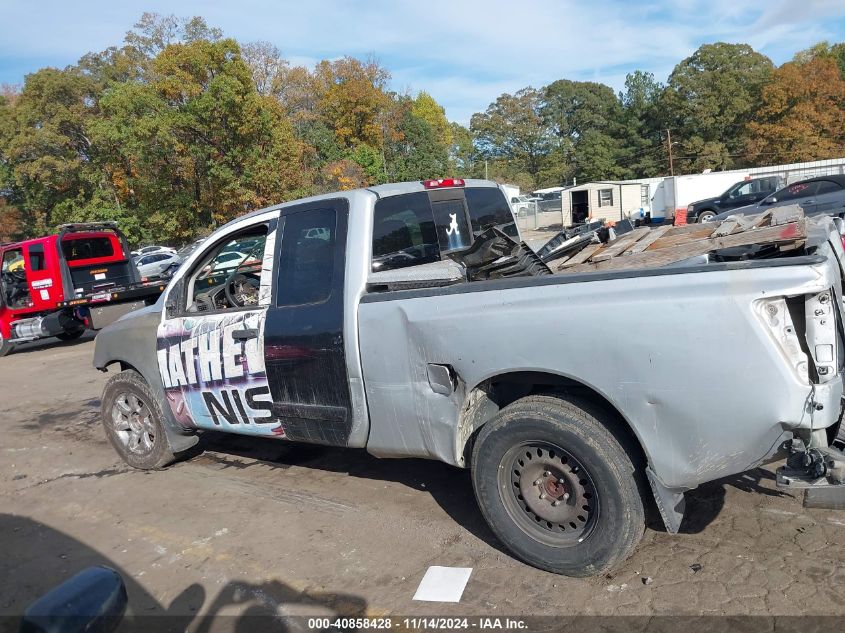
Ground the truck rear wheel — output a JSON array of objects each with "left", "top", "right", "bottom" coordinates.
[
  {"left": 101, "top": 369, "right": 175, "bottom": 470},
  {"left": 471, "top": 395, "right": 645, "bottom": 577}
]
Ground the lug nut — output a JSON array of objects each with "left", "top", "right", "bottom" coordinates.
[
  {"left": 562, "top": 493, "right": 570, "bottom": 501},
  {"left": 558, "top": 478, "right": 565, "bottom": 484},
  {"left": 543, "top": 470, "right": 551, "bottom": 477},
  {"left": 552, "top": 500, "right": 561, "bottom": 506},
  {"left": 539, "top": 493, "right": 546, "bottom": 499},
  {"left": 533, "top": 478, "right": 543, "bottom": 486}
]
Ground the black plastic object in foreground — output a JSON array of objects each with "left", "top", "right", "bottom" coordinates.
[
  {"left": 20, "top": 566, "right": 127, "bottom": 633},
  {"left": 451, "top": 227, "right": 552, "bottom": 280}
]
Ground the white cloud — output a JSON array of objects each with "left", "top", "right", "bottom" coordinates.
[{"left": 1, "top": 0, "right": 844, "bottom": 123}]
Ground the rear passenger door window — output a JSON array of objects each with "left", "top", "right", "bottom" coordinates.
[
  {"left": 275, "top": 208, "right": 337, "bottom": 306},
  {"left": 372, "top": 192, "right": 440, "bottom": 272}
]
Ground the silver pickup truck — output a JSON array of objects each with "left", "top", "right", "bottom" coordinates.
[{"left": 93, "top": 179, "right": 845, "bottom": 577}]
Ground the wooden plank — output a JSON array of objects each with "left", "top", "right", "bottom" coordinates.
[
  {"left": 591, "top": 227, "right": 651, "bottom": 262},
  {"left": 557, "top": 242, "right": 603, "bottom": 269},
  {"left": 560, "top": 220, "right": 806, "bottom": 274},
  {"left": 659, "top": 222, "right": 720, "bottom": 238},
  {"left": 751, "top": 210, "right": 773, "bottom": 228},
  {"left": 771, "top": 204, "right": 804, "bottom": 226},
  {"left": 646, "top": 226, "right": 715, "bottom": 250},
  {"left": 625, "top": 225, "right": 672, "bottom": 254},
  {"left": 711, "top": 219, "right": 740, "bottom": 237}
]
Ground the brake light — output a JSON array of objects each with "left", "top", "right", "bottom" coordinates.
[{"left": 423, "top": 178, "right": 465, "bottom": 189}]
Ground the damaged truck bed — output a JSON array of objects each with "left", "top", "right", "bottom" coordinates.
[{"left": 94, "top": 180, "right": 845, "bottom": 577}]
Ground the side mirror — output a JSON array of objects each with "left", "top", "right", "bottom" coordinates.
[
  {"left": 165, "top": 278, "right": 183, "bottom": 318},
  {"left": 20, "top": 566, "right": 127, "bottom": 633}
]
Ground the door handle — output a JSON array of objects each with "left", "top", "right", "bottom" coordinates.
[{"left": 232, "top": 328, "right": 258, "bottom": 341}]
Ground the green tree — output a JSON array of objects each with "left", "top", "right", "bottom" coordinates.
[
  {"left": 542, "top": 79, "right": 627, "bottom": 182},
  {"left": 93, "top": 38, "right": 307, "bottom": 241},
  {"left": 471, "top": 87, "right": 553, "bottom": 184},
  {"left": 661, "top": 42, "right": 774, "bottom": 171},
  {"left": 2, "top": 67, "right": 102, "bottom": 234},
  {"left": 618, "top": 71, "right": 664, "bottom": 177},
  {"left": 448, "top": 122, "right": 479, "bottom": 177},
  {"left": 411, "top": 91, "right": 453, "bottom": 148},
  {"left": 349, "top": 143, "right": 385, "bottom": 184},
  {"left": 385, "top": 100, "right": 447, "bottom": 181}
]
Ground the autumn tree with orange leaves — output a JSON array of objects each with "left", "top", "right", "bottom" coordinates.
[{"left": 746, "top": 57, "right": 845, "bottom": 163}]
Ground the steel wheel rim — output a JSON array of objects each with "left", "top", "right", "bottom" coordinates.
[
  {"left": 111, "top": 391, "right": 155, "bottom": 455},
  {"left": 499, "top": 441, "right": 599, "bottom": 547}
]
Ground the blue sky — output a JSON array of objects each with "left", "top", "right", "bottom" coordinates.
[{"left": 2, "top": 0, "right": 845, "bottom": 124}]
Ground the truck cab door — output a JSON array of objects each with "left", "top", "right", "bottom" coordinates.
[
  {"left": 263, "top": 198, "right": 353, "bottom": 446},
  {"left": 156, "top": 217, "right": 279, "bottom": 436}
]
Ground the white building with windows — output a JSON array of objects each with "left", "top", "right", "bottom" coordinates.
[{"left": 559, "top": 181, "right": 654, "bottom": 225}]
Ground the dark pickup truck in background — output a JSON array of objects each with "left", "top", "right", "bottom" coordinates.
[{"left": 686, "top": 175, "right": 783, "bottom": 223}]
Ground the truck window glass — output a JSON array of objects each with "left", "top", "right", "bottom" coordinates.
[
  {"left": 186, "top": 226, "right": 268, "bottom": 312},
  {"left": 431, "top": 199, "right": 471, "bottom": 253},
  {"left": 1, "top": 248, "right": 31, "bottom": 308},
  {"left": 61, "top": 237, "right": 114, "bottom": 261},
  {"left": 28, "top": 244, "right": 46, "bottom": 271},
  {"left": 372, "top": 192, "right": 439, "bottom": 272},
  {"left": 277, "top": 208, "right": 337, "bottom": 306},
  {"left": 465, "top": 187, "right": 518, "bottom": 238}
]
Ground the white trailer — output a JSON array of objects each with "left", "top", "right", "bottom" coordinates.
[{"left": 651, "top": 172, "right": 750, "bottom": 221}]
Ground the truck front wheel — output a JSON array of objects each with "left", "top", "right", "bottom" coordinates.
[
  {"left": 0, "top": 335, "right": 13, "bottom": 357},
  {"left": 101, "top": 370, "right": 175, "bottom": 469},
  {"left": 471, "top": 395, "right": 645, "bottom": 577}
]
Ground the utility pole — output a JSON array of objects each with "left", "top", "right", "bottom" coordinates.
[
  {"left": 666, "top": 129, "right": 675, "bottom": 176},
  {"left": 484, "top": 159, "right": 488, "bottom": 180}
]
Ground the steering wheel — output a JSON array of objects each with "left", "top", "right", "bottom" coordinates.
[{"left": 224, "top": 273, "right": 259, "bottom": 308}]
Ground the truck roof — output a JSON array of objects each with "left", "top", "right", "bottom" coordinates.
[{"left": 216, "top": 179, "right": 502, "bottom": 233}]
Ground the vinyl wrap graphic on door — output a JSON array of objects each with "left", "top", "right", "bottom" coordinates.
[{"left": 156, "top": 310, "right": 286, "bottom": 438}]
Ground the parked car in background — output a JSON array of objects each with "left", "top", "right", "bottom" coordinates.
[
  {"left": 687, "top": 175, "right": 782, "bottom": 223},
  {"left": 135, "top": 251, "right": 179, "bottom": 278},
  {"left": 509, "top": 194, "right": 537, "bottom": 217},
  {"left": 709, "top": 175, "right": 845, "bottom": 222},
  {"left": 130, "top": 245, "right": 175, "bottom": 259}
]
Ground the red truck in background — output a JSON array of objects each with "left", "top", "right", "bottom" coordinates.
[{"left": 0, "top": 222, "right": 166, "bottom": 356}]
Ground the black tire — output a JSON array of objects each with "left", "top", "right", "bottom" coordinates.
[
  {"left": 56, "top": 328, "right": 85, "bottom": 341},
  {"left": 697, "top": 210, "right": 717, "bottom": 223},
  {"left": 471, "top": 394, "right": 645, "bottom": 577},
  {"left": 101, "top": 369, "right": 175, "bottom": 469}
]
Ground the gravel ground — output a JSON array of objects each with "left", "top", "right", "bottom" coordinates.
[{"left": 3, "top": 334, "right": 845, "bottom": 629}]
